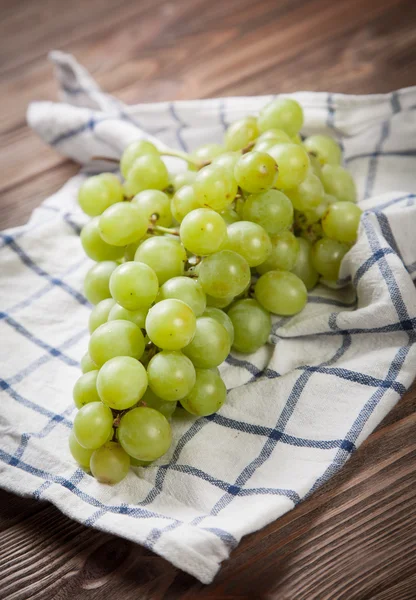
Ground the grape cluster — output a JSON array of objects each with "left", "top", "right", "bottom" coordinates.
[{"left": 69, "top": 98, "right": 362, "bottom": 484}]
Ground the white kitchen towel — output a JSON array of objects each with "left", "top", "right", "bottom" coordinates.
[{"left": 1, "top": 52, "right": 416, "bottom": 584}]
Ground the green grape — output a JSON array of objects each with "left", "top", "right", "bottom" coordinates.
[
  {"left": 227, "top": 298, "right": 271, "bottom": 353},
  {"left": 73, "top": 402, "right": 113, "bottom": 450},
  {"left": 220, "top": 208, "right": 240, "bottom": 225},
  {"left": 181, "top": 369, "right": 226, "bottom": 416},
  {"left": 286, "top": 173, "right": 324, "bottom": 211},
  {"left": 325, "top": 193, "right": 338, "bottom": 204},
  {"left": 199, "top": 250, "right": 251, "bottom": 299},
  {"left": 321, "top": 164, "right": 357, "bottom": 203},
  {"left": 253, "top": 139, "right": 279, "bottom": 153},
  {"left": 294, "top": 198, "right": 329, "bottom": 227},
  {"left": 89, "top": 320, "right": 145, "bottom": 367},
  {"left": 109, "top": 261, "right": 159, "bottom": 310},
  {"left": 108, "top": 303, "right": 148, "bottom": 329},
  {"left": 132, "top": 190, "right": 172, "bottom": 227},
  {"left": 124, "top": 154, "right": 169, "bottom": 196},
  {"left": 311, "top": 238, "right": 349, "bottom": 280},
  {"left": 78, "top": 173, "right": 124, "bottom": 217},
  {"left": 234, "top": 151, "right": 278, "bottom": 193},
  {"left": 90, "top": 442, "right": 130, "bottom": 484},
  {"left": 194, "top": 165, "right": 238, "bottom": 212},
  {"left": 291, "top": 133, "right": 303, "bottom": 145},
  {"left": 145, "top": 299, "right": 196, "bottom": 350},
  {"left": 224, "top": 221, "right": 272, "bottom": 267},
  {"left": 147, "top": 351, "right": 196, "bottom": 401},
  {"left": 99, "top": 202, "right": 148, "bottom": 246},
  {"left": 97, "top": 356, "right": 148, "bottom": 410},
  {"left": 89, "top": 298, "right": 116, "bottom": 333},
  {"left": 300, "top": 222, "right": 324, "bottom": 245},
  {"left": 212, "top": 151, "right": 242, "bottom": 171},
  {"left": 120, "top": 140, "right": 159, "bottom": 179},
  {"left": 118, "top": 407, "right": 172, "bottom": 461},
  {"left": 81, "top": 352, "right": 97, "bottom": 374},
  {"left": 255, "top": 271, "right": 307, "bottom": 315},
  {"left": 203, "top": 307, "right": 235, "bottom": 345},
  {"left": 303, "top": 134, "right": 341, "bottom": 166},
  {"left": 84, "top": 261, "right": 118, "bottom": 305},
  {"left": 124, "top": 239, "right": 144, "bottom": 262},
  {"left": 192, "top": 143, "right": 224, "bottom": 163},
  {"left": 139, "top": 387, "right": 177, "bottom": 420},
  {"left": 73, "top": 370, "right": 100, "bottom": 409},
  {"left": 291, "top": 238, "right": 319, "bottom": 290},
  {"left": 309, "top": 153, "right": 323, "bottom": 180},
  {"left": 134, "top": 237, "right": 187, "bottom": 285},
  {"left": 180, "top": 208, "right": 227, "bottom": 255},
  {"left": 206, "top": 294, "right": 235, "bottom": 309},
  {"left": 322, "top": 201, "right": 362, "bottom": 243},
  {"left": 242, "top": 189, "right": 293, "bottom": 235},
  {"left": 171, "top": 185, "right": 202, "bottom": 223},
  {"left": 171, "top": 170, "right": 197, "bottom": 192},
  {"left": 225, "top": 117, "right": 259, "bottom": 151},
  {"left": 80, "top": 218, "right": 124, "bottom": 262},
  {"left": 257, "top": 128, "right": 292, "bottom": 144},
  {"left": 183, "top": 317, "right": 230, "bottom": 368},
  {"left": 257, "top": 231, "right": 299, "bottom": 274},
  {"left": 68, "top": 430, "right": 93, "bottom": 469},
  {"left": 258, "top": 98, "right": 304, "bottom": 137},
  {"left": 268, "top": 143, "right": 310, "bottom": 190},
  {"left": 157, "top": 277, "right": 206, "bottom": 316}
]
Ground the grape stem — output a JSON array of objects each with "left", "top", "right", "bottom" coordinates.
[
  {"left": 91, "top": 156, "right": 119, "bottom": 163},
  {"left": 242, "top": 140, "right": 256, "bottom": 154},
  {"left": 148, "top": 224, "right": 180, "bottom": 236},
  {"left": 184, "top": 266, "right": 199, "bottom": 278},
  {"left": 159, "top": 149, "right": 202, "bottom": 169}
]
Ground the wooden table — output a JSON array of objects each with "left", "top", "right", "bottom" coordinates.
[{"left": 1, "top": 0, "right": 416, "bottom": 597}]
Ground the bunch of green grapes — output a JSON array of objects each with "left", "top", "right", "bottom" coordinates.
[{"left": 70, "top": 97, "right": 361, "bottom": 484}]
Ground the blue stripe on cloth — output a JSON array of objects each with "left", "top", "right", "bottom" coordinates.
[
  {"left": 169, "top": 103, "right": 188, "bottom": 152},
  {"left": 0, "top": 448, "right": 182, "bottom": 525},
  {"left": 346, "top": 149, "right": 416, "bottom": 164},
  {"left": 51, "top": 116, "right": 102, "bottom": 146},
  {"left": 0, "top": 235, "right": 88, "bottom": 306},
  {"left": 308, "top": 295, "right": 357, "bottom": 308},
  {"left": 369, "top": 193, "right": 416, "bottom": 213},
  {"left": 299, "top": 365, "right": 406, "bottom": 395},
  {"left": 225, "top": 354, "right": 279, "bottom": 379},
  {"left": 9, "top": 403, "right": 75, "bottom": 466},
  {"left": 0, "top": 314, "right": 79, "bottom": 366},
  {"left": 63, "top": 213, "right": 82, "bottom": 235},
  {"left": 218, "top": 98, "right": 229, "bottom": 131},
  {"left": 2, "top": 257, "right": 87, "bottom": 317},
  {"left": 204, "top": 413, "right": 356, "bottom": 451},
  {"left": 364, "top": 92, "right": 402, "bottom": 199},
  {"left": 203, "top": 328, "right": 353, "bottom": 518},
  {"left": 353, "top": 247, "right": 395, "bottom": 287},
  {"left": 5, "top": 327, "right": 85, "bottom": 388},
  {"left": 308, "top": 208, "right": 415, "bottom": 495},
  {"left": 326, "top": 93, "right": 345, "bottom": 153},
  {"left": 272, "top": 318, "right": 416, "bottom": 340},
  {"left": 375, "top": 212, "right": 401, "bottom": 258},
  {"left": 0, "top": 381, "right": 73, "bottom": 426},
  {"left": 33, "top": 468, "right": 85, "bottom": 500},
  {"left": 364, "top": 120, "right": 390, "bottom": 199}
]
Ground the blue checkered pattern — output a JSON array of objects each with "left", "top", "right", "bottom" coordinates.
[{"left": 1, "top": 52, "right": 416, "bottom": 584}]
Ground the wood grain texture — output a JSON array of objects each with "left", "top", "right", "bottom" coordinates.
[{"left": 0, "top": 0, "right": 415, "bottom": 598}]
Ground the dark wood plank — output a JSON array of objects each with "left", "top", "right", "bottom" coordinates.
[{"left": 1, "top": 0, "right": 416, "bottom": 598}]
